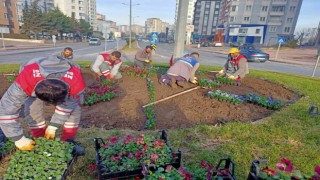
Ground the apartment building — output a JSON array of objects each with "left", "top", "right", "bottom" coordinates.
[
  {"left": 175, "top": 0, "right": 197, "bottom": 26},
  {"left": 0, "top": 0, "right": 19, "bottom": 33},
  {"left": 217, "top": 0, "right": 303, "bottom": 45},
  {"left": 193, "top": 0, "right": 222, "bottom": 36},
  {"left": 145, "top": 18, "right": 162, "bottom": 34}
]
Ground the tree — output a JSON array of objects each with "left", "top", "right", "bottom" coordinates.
[
  {"left": 44, "top": 8, "right": 73, "bottom": 39},
  {"left": 78, "top": 19, "right": 92, "bottom": 35},
  {"left": 21, "top": 0, "right": 46, "bottom": 39},
  {"left": 109, "top": 31, "right": 114, "bottom": 39}
]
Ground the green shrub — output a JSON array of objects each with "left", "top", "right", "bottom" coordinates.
[
  {"left": 285, "top": 40, "right": 298, "bottom": 48},
  {"left": 3, "top": 34, "right": 30, "bottom": 39}
]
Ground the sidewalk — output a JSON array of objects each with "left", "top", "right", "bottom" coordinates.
[{"left": 188, "top": 44, "right": 319, "bottom": 66}]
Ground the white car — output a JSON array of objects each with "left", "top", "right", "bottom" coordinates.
[{"left": 213, "top": 41, "right": 223, "bottom": 47}]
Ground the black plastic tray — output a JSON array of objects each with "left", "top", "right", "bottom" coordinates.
[
  {"left": 95, "top": 130, "right": 181, "bottom": 180},
  {"left": 247, "top": 159, "right": 267, "bottom": 180},
  {"left": 215, "top": 158, "right": 237, "bottom": 180},
  {"left": 61, "top": 153, "right": 78, "bottom": 180}
]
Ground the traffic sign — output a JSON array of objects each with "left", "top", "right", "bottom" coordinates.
[
  {"left": 277, "top": 37, "right": 286, "bottom": 44},
  {"left": 150, "top": 32, "right": 158, "bottom": 44}
]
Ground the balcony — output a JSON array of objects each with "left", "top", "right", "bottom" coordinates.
[
  {"left": 271, "top": 0, "right": 287, "bottom": 5},
  {"left": 270, "top": 11, "right": 285, "bottom": 16},
  {"left": 268, "top": 20, "right": 282, "bottom": 26}
]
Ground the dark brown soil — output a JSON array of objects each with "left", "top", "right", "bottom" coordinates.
[{"left": 0, "top": 69, "right": 300, "bottom": 130}]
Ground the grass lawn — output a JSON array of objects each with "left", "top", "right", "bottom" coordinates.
[{"left": 0, "top": 62, "right": 319, "bottom": 179}]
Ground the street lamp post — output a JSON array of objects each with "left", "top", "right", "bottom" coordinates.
[{"left": 122, "top": 1, "right": 140, "bottom": 49}]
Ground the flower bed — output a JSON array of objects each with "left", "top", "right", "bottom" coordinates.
[
  {"left": 143, "top": 158, "right": 236, "bottom": 180},
  {"left": 144, "top": 76, "right": 156, "bottom": 129},
  {"left": 216, "top": 77, "right": 237, "bottom": 85},
  {"left": 120, "top": 66, "right": 149, "bottom": 78},
  {"left": 244, "top": 93, "right": 283, "bottom": 110},
  {"left": 198, "top": 78, "right": 220, "bottom": 89},
  {"left": 248, "top": 158, "right": 320, "bottom": 180},
  {"left": 83, "top": 79, "right": 117, "bottom": 105},
  {"left": 208, "top": 90, "right": 245, "bottom": 105},
  {"left": 94, "top": 131, "right": 181, "bottom": 179},
  {"left": 4, "top": 138, "right": 76, "bottom": 179}
]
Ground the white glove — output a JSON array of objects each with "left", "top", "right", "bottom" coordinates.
[
  {"left": 219, "top": 70, "right": 224, "bottom": 74},
  {"left": 15, "top": 136, "right": 35, "bottom": 151},
  {"left": 44, "top": 125, "right": 58, "bottom": 140}
]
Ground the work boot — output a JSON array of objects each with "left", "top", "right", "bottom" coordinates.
[
  {"left": 169, "top": 78, "right": 177, "bottom": 88},
  {"left": 67, "top": 139, "right": 85, "bottom": 156},
  {"left": 176, "top": 81, "right": 189, "bottom": 88},
  {"left": 158, "top": 79, "right": 165, "bottom": 86}
]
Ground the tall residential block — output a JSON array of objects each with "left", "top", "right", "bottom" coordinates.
[
  {"left": 0, "top": 0, "right": 19, "bottom": 33},
  {"left": 193, "top": 0, "right": 221, "bottom": 36},
  {"left": 175, "top": 0, "right": 197, "bottom": 26},
  {"left": 217, "top": 0, "right": 303, "bottom": 45}
]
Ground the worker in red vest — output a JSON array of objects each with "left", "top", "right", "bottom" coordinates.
[
  {"left": 218, "top": 48, "right": 249, "bottom": 81},
  {"left": 0, "top": 56, "right": 86, "bottom": 154},
  {"left": 91, "top": 51, "right": 122, "bottom": 80}
]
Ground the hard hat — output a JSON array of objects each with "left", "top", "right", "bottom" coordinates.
[
  {"left": 229, "top": 48, "right": 240, "bottom": 54},
  {"left": 183, "top": 51, "right": 189, "bottom": 56}
]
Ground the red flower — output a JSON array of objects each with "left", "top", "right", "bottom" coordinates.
[
  {"left": 143, "top": 145, "right": 148, "bottom": 151},
  {"left": 153, "top": 140, "right": 165, "bottom": 149},
  {"left": 102, "top": 144, "right": 109, "bottom": 149},
  {"left": 136, "top": 137, "right": 144, "bottom": 145},
  {"left": 178, "top": 167, "right": 194, "bottom": 180},
  {"left": 150, "top": 154, "right": 159, "bottom": 160},
  {"left": 262, "top": 167, "right": 277, "bottom": 176},
  {"left": 126, "top": 152, "right": 133, "bottom": 158},
  {"left": 87, "top": 164, "right": 97, "bottom": 171},
  {"left": 159, "top": 178, "right": 164, "bottom": 180},
  {"left": 315, "top": 165, "right": 320, "bottom": 176},
  {"left": 139, "top": 133, "right": 144, "bottom": 137},
  {"left": 135, "top": 150, "right": 143, "bottom": 160},
  {"left": 109, "top": 137, "right": 118, "bottom": 144}
]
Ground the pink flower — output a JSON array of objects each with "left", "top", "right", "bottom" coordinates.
[
  {"left": 110, "top": 155, "right": 117, "bottom": 161},
  {"left": 150, "top": 154, "right": 159, "bottom": 160},
  {"left": 166, "top": 165, "right": 172, "bottom": 172},
  {"left": 135, "top": 150, "right": 143, "bottom": 160},
  {"left": 200, "top": 160, "right": 207, "bottom": 168},
  {"left": 136, "top": 137, "right": 144, "bottom": 145},
  {"left": 143, "top": 145, "right": 148, "bottom": 151},
  {"left": 126, "top": 152, "right": 133, "bottom": 158},
  {"left": 262, "top": 167, "right": 277, "bottom": 176},
  {"left": 153, "top": 140, "right": 165, "bottom": 149},
  {"left": 109, "top": 137, "right": 118, "bottom": 144},
  {"left": 139, "top": 133, "right": 144, "bottom": 137},
  {"left": 315, "top": 165, "right": 320, "bottom": 176},
  {"left": 123, "top": 134, "right": 135, "bottom": 144},
  {"left": 102, "top": 144, "right": 109, "bottom": 149},
  {"left": 276, "top": 158, "right": 293, "bottom": 173},
  {"left": 206, "top": 172, "right": 213, "bottom": 180}
]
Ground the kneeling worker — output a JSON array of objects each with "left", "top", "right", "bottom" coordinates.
[
  {"left": 91, "top": 51, "right": 123, "bottom": 80},
  {"left": 159, "top": 52, "right": 200, "bottom": 88},
  {"left": 218, "top": 48, "right": 249, "bottom": 81}
]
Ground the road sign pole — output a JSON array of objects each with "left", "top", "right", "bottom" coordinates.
[
  {"left": 116, "top": 38, "right": 119, "bottom": 50},
  {"left": 275, "top": 42, "right": 281, "bottom": 60},
  {"left": 1, "top": 29, "right": 5, "bottom": 49},
  {"left": 312, "top": 55, "right": 320, "bottom": 77}
]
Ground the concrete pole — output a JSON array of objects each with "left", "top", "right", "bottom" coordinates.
[
  {"left": 129, "top": 0, "right": 132, "bottom": 49},
  {"left": 1, "top": 29, "right": 5, "bottom": 49},
  {"left": 173, "top": 0, "right": 188, "bottom": 59}
]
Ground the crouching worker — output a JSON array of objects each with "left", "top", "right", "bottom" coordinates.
[
  {"left": 218, "top": 48, "right": 249, "bottom": 81},
  {"left": 91, "top": 51, "right": 122, "bottom": 80},
  {"left": 0, "top": 56, "right": 86, "bottom": 155},
  {"left": 159, "top": 52, "right": 200, "bottom": 88}
]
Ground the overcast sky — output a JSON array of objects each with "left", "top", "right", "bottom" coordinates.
[{"left": 96, "top": 0, "right": 319, "bottom": 33}]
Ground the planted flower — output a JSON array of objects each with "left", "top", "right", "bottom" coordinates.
[
  {"left": 83, "top": 80, "right": 117, "bottom": 105},
  {"left": 120, "top": 66, "right": 149, "bottom": 78},
  {"left": 198, "top": 78, "right": 220, "bottom": 88},
  {"left": 144, "top": 70, "right": 157, "bottom": 129},
  {"left": 216, "top": 77, "right": 236, "bottom": 85},
  {"left": 208, "top": 90, "right": 245, "bottom": 105},
  {"left": 249, "top": 158, "right": 320, "bottom": 180},
  {"left": 0, "top": 130, "right": 15, "bottom": 160},
  {"left": 98, "top": 134, "right": 178, "bottom": 174},
  {"left": 244, "top": 93, "right": 283, "bottom": 110},
  {"left": 4, "top": 138, "right": 74, "bottom": 179}
]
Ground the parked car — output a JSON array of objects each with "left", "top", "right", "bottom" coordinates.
[
  {"left": 229, "top": 42, "right": 242, "bottom": 47},
  {"left": 239, "top": 44, "right": 269, "bottom": 62},
  {"left": 89, "top": 38, "right": 101, "bottom": 45},
  {"left": 213, "top": 41, "right": 223, "bottom": 47},
  {"left": 200, "top": 41, "right": 213, "bottom": 47}
]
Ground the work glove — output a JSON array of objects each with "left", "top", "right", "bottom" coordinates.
[
  {"left": 190, "top": 80, "right": 198, "bottom": 85},
  {"left": 145, "top": 59, "right": 152, "bottom": 63},
  {"left": 44, "top": 126, "right": 58, "bottom": 140},
  {"left": 219, "top": 70, "right": 224, "bottom": 74},
  {"left": 228, "top": 75, "right": 235, "bottom": 80},
  {"left": 194, "top": 77, "right": 198, "bottom": 80},
  {"left": 99, "top": 75, "right": 106, "bottom": 81},
  {"left": 15, "top": 136, "right": 35, "bottom": 151}
]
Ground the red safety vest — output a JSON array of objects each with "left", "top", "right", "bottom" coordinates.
[
  {"left": 15, "top": 63, "right": 86, "bottom": 96},
  {"left": 100, "top": 53, "right": 122, "bottom": 67}
]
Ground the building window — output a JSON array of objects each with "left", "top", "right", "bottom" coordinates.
[
  {"left": 230, "top": 28, "right": 235, "bottom": 33},
  {"left": 284, "top": 27, "right": 290, "bottom": 33},
  {"left": 79, "top": 7, "right": 83, "bottom": 10},
  {"left": 231, "top": 5, "right": 238, "bottom": 12},
  {"left": 79, "top": 1, "right": 83, "bottom": 5},
  {"left": 230, "top": 16, "right": 236, "bottom": 22},
  {"left": 269, "top": 26, "right": 277, "bottom": 32},
  {"left": 214, "top": 11, "right": 219, "bottom": 15},
  {"left": 246, "top": 5, "right": 252, "bottom": 11},
  {"left": 239, "top": 28, "right": 248, "bottom": 34},
  {"left": 260, "top": 17, "right": 266, "bottom": 21},
  {"left": 215, "top": 4, "right": 220, "bottom": 8},
  {"left": 72, "top": 0, "right": 75, "bottom": 3},
  {"left": 72, "top": 6, "right": 75, "bottom": 9},
  {"left": 262, "top": 6, "right": 268, "bottom": 11},
  {"left": 256, "top": 29, "right": 260, "bottom": 34},
  {"left": 287, "top": 18, "right": 293, "bottom": 23},
  {"left": 244, "top": 17, "right": 250, "bottom": 21},
  {"left": 272, "top": 6, "right": 285, "bottom": 12},
  {"left": 289, "top": 6, "right": 296, "bottom": 12},
  {"left": 4, "top": 13, "right": 8, "bottom": 19}
]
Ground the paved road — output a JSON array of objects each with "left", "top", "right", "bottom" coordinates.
[
  {"left": 0, "top": 40, "right": 319, "bottom": 78},
  {"left": 0, "top": 40, "right": 126, "bottom": 64}
]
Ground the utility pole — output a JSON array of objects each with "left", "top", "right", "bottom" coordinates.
[
  {"left": 129, "top": 0, "right": 132, "bottom": 48},
  {"left": 173, "top": 0, "right": 188, "bottom": 59},
  {"left": 315, "top": 21, "right": 320, "bottom": 47}
]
